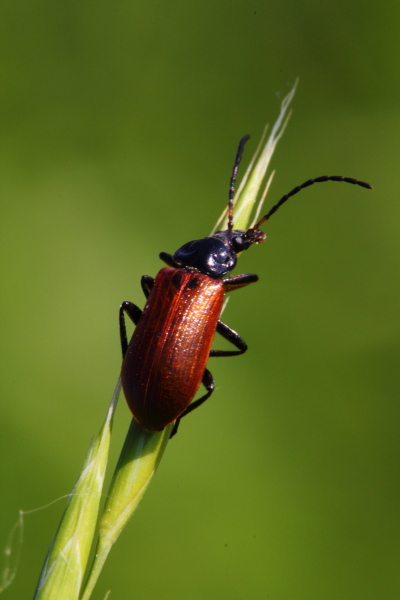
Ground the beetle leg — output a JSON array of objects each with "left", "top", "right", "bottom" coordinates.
[
  {"left": 159, "top": 252, "right": 180, "bottom": 268},
  {"left": 223, "top": 272, "right": 258, "bottom": 292},
  {"left": 141, "top": 275, "right": 154, "bottom": 299},
  {"left": 209, "top": 320, "right": 247, "bottom": 357},
  {"left": 205, "top": 274, "right": 254, "bottom": 356},
  {"left": 169, "top": 369, "right": 215, "bottom": 438},
  {"left": 119, "top": 301, "right": 142, "bottom": 357}
]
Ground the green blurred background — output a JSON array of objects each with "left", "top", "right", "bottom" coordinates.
[{"left": 1, "top": 1, "right": 399, "bottom": 598}]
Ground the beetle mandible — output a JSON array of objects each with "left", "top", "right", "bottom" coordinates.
[{"left": 120, "top": 135, "right": 372, "bottom": 438}]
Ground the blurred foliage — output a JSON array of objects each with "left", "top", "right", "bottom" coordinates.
[{"left": 1, "top": 1, "right": 399, "bottom": 599}]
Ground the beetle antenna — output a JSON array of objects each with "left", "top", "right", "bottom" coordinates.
[
  {"left": 228, "top": 135, "right": 250, "bottom": 230},
  {"left": 252, "top": 175, "right": 373, "bottom": 229}
]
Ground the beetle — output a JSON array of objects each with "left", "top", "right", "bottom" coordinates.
[{"left": 120, "top": 135, "right": 372, "bottom": 438}]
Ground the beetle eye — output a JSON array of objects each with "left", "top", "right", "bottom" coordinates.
[{"left": 232, "top": 236, "right": 244, "bottom": 251}]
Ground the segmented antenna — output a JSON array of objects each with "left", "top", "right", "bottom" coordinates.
[
  {"left": 253, "top": 175, "right": 373, "bottom": 229},
  {"left": 228, "top": 135, "right": 250, "bottom": 230}
]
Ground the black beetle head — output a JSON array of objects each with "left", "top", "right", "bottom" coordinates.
[
  {"left": 171, "top": 228, "right": 267, "bottom": 278},
  {"left": 173, "top": 236, "right": 237, "bottom": 277}
]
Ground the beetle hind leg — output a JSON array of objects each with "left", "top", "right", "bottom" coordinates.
[{"left": 169, "top": 369, "right": 215, "bottom": 438}]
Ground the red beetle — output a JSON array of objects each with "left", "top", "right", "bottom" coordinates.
[{"left": 120, "top": 136, "right": 372, "bottom": 437}]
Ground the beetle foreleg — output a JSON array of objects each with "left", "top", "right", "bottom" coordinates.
[
  {"left": 119, "top": 301, "right": 142, "bottom": 357},
  {"left": 141, "top": 275, "right": 154, "bottom": 299},
  {"left": 159, "top": 252, "right": 180, "bottom": 268},
  {"left": 169, "top": 368, "right": 215, "bottom": 438},
  {"left": 210, "top": 320, "right": 247, "bottom": 357},
  {"left": 223, "top": 273, "right": 258, "bottom": 292}
]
